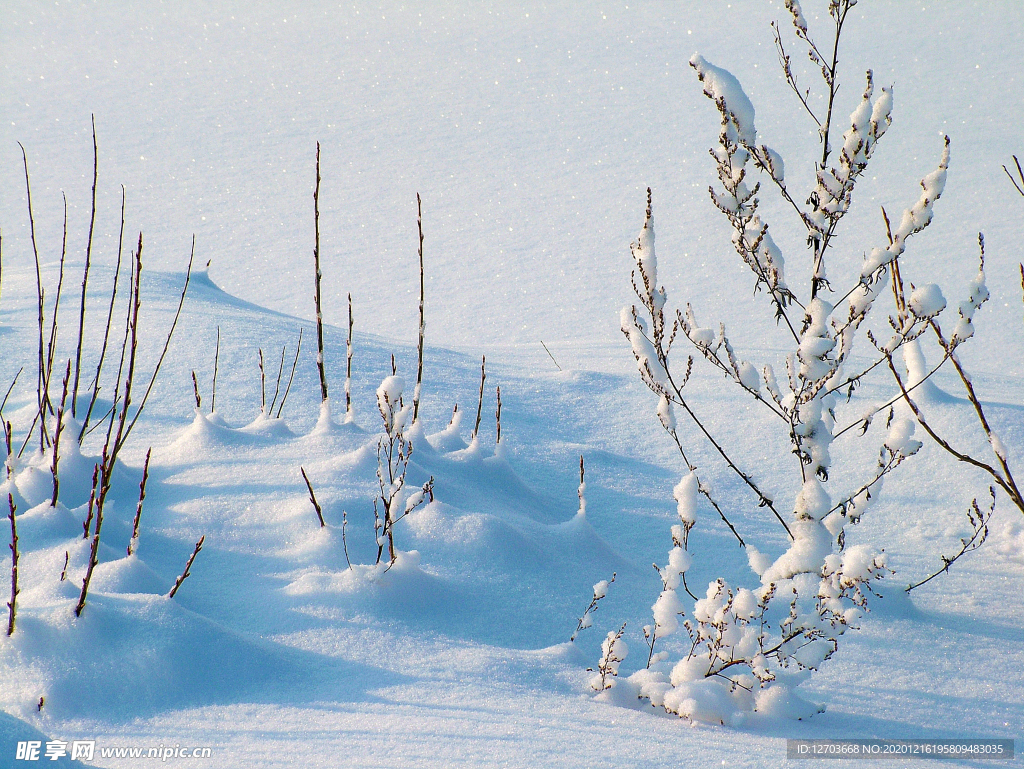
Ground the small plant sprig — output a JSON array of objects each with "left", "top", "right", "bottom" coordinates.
[
  {"left": 375, "top": 374, "right": 434, "bottom": 565},
  {"left": 906, "top": 488, "right": 995, "bottom": 592},
  {"left": 570, "top": 572, "right": 615, "bottom": 642},
  {"left": 589, "top": 622, "right": 628, "bottom": 692}
]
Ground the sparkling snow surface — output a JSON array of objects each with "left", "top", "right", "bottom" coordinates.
[{"left": 2, "top": 1, "right": 1023, "bottom": 767}]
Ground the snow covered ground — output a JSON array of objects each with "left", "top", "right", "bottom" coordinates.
[{"left": 2, "top": 1, "right": 1023, "bottom": 766}]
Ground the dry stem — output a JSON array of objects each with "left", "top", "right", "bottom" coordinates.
[
  {"left": 313, "top": 142, "right": 328, "bottom": 403},
  {"left": 300, "top": 467, "right": 326, "bottom": 528},
  {"left": 414, "top": 194, "right": 425, "bottom": 422},
  {"left": 73, "top": 115, "right": 99, "bottom": 416},
  {"left": 168, "top": 535, "right": 205, "bottom": 598},
  {"left": 127, "top": 447, "right": 152, "bottom": 556},
  {"left": 6, "top": 494, "right": 18, "bottom": 636},
  {"left": 472, "top": 355, "right": 486, "bottom": 441}
]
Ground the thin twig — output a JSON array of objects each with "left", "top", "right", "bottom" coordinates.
[
  {"left": 313, "top": 142, "right": 328, "bottom": 403},
  {"left": 80, "top": 185, "right": 126, "bottom": 442},
  {"left": 1003, "top": 155, "right": 1024, "bottom": 197},
  {"left": 168, "top": 535, "right": 205, "bottom": 598},
  {"left": 472, "top": 355, "right": 486, "bottom": 441},
  {"left": 906, "top": 489, "right": 994, "bottom": 591},
  {"left": 345, "top": 294, "right": 353, "bottom": 418},
  {"left": 300, "top": 467, "right": 326, "bottom": 528},
  {"left": 73, "top": 115, "right": 99, "bottom": 417},
  {"left": 211, "top": 326, "right": 220, "bottom": 414},
  {"left": 20, "top": 143, "right": 51, "bottom": 449},
  {"left": 44, "top": 194, "right": 69, "bottom": 412},
  {"left": 76, "top": 449, "right": 108, "bottom": 616},
  {"left": 127, "top": 447, "right": 151, "bottom": 556},
  {"left": 885, "top": 354, "right": 1017, "bottom": 504},
  {"left": 50, "top": 361, "right": 72, "bottom": 506},
  {"left": 258, "top": 347, "right": 266, "bottom": 413},
  {"left": 269, "top": 344, "right": 287, "bottom": 415},
  {"left": 342, "top": 511, "right": 352, "bottom": 569},
  {"left": 495, "top": 385, "right": 502, "bottom": 444},
  {"left": 414, "top": 194, "right": 426, "bottom": 422},
  {"left": 122, "top": 238, "right": 195, "bottom": 445},
  {"left": 277, "top": 328, "right": 303, "bottom": 419},
  {"left": 540, "top": 340, "right": 562, "bottom": 371},
  {"left": 81, "top": 464, "right": 99, "bottom": 539},
  {"left": 1, "top": 369, "right": 22, "bottom": 422},
  {"left": 7, "top": 494, "right": 18, "bottom": 636}
]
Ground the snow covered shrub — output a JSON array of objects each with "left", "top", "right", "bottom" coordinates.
[
  {"left": 590, "top": 622, "right": 628, "bottom": 692},
  {"left": 618, "top": 0, "right": 971, "bottom": 722},
  {"left": 374, "top": 374, "right": 434, "bottom": 565}
]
